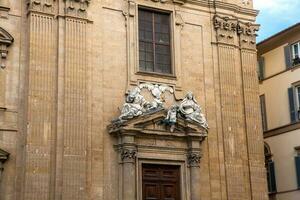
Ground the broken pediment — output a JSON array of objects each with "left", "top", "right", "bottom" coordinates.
[
  {"left": 108, "top": 109, "right": 208, "bottom": 139},
  {"left": 0, "top": 148, "right": 9, "bottom": 163},
  {"left": 0, "top": 27, "right": 14, "bottom": 46}
]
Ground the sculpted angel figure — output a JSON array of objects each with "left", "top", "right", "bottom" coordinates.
[
  {"left": 179, "top": 92, "right": 208, "bottom": 129},
  {"left": 164, "top": 105, "right": 178, "bottom": 132},
  {"left": 118, "top": 87, "right": 150, "bottom": 121}
]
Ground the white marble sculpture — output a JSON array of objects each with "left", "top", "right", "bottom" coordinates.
[
  {"left": 115, "top": 83, "right": 208, "bottom": 130},
  {"left": 139, "top": 83, "right": 174, "bottom": 110},
  {"left": 178, "top": 92, "right": 209, "bottom": 129},
  {"left": 118, "top": 87, "right": 150, "bottom": 121}
]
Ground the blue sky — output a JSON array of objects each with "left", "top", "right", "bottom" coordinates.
[{"left": 254, "top": 0, "right": 300, "bottom": 42}]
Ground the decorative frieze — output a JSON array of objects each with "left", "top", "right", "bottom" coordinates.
[
  {"left": 64, "top": 0, "right": 91, "bottom": 18},
  {"left": 27, "top": 0, "right": 55, "bottom": 13}
]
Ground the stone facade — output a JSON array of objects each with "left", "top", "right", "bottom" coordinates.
[{"left": 0, "top": 0, "right": 268, "bottom": 200}]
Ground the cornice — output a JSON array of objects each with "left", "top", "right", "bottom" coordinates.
[{"left": 184, "top": 0, "right": 258, "bottom": 17}]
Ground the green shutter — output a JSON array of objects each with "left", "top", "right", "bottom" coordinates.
[
  {"left": 258, "top": 57, "right": 265, "bottom": 80},
  {"left": 284, "top": 45, "right": 292, "bottom": 69},
  {"left": 288, "top": 87, "right": 297, "bottom": 123},
  {"left": 268, "top": 161, "right": 277, "bottom": 193},
  {"left": 295, "top": 156, "right": 300, "bottom": 188}
]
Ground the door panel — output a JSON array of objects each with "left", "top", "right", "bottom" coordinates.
[{"left": 142, "top": 164, "right": 180, "bottom": 200}]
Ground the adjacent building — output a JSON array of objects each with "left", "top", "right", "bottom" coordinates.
[
  {"left": 258, "top": 23, "right": 300, "bottom": 200},
  {"left": 0, "top": 0, "right": 268, "bottom": 200}
]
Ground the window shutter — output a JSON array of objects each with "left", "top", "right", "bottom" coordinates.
[
  {"left": 258, "top": 57, "right": 265, "bottom": 80},
  {"left": 284, "top": 45, "right": 292, "bottom": 69},
  {"left": 268, "top": 161, "right": 277, "bottom": 193},
  {"left": 288, "top": 87, "right": 297, "bottom": 123},
  {"left": 295, "top": 156, "right": 300, "bottom": 188}
]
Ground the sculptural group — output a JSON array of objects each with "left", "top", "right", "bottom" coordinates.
[{"left": 114, "top": 83, "right": 208, "bottom": 130}]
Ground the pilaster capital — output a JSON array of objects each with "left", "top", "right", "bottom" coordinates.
[
  {"left": 120, "top": 148, "right": 137, "bottom": 163},
  {"left": 64, "top": 0, "right": 91, "bottom": 18},
  {"left": 213, "top": 14, "right": 259, "bottom": 49},
  {"left": 27, "top": 0, "right": 55, "bottom": 13},
  {"left": 187, "top": 151, "right": 201, "bottom": 167}
]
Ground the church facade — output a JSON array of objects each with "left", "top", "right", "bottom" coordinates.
[{"left": 0, "top": 0, "right": 268, "bottom": 200}]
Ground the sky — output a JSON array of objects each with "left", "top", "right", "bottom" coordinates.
[{"left": 253, "top": 0, "right": 300, "bottom": 42}]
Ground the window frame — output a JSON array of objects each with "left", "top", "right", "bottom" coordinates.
[
  {"left": 296, "top": 85, "right": 300, "bottom": 120},
  {"left": 291, "top": 41, "right": 300, "bottom": 66},
  {"left": 137, "top": 6, "right": 174, "bottom": 76},
  {"left": 260, "top": 94, "right": 268, "bottom": 131}
]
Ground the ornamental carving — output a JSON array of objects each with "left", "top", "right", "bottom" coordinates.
[
  {"left": 187, "top": 151, "right": 201, "bottom": 167},
  {"left": 121, "top": 148, "right": 137, "bottom": 162},
  {"left": 213, "top": 15, "right": 259, "bottom": 47},
  {"left": 27, "top": 0, "right": 55, "bottom": 13},
  {"left": 112, "top": 83, "right": 208, "bottom": 132},
  {"left": 238, "top": 21, "right": 259, "bottom": 50},
  {"left": 64, "top": 0, "right": 91, "bottom": 18},
  {"left": 0, "top": 27, "right": 14, "bottom": 69},
  {"left": 213, "top": 15, "right": 238, "bottom": 44}
]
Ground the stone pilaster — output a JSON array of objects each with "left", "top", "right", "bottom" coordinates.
[
  {"left": 24, "top": 1, "right": 57, "bottom": 199},
  {"left": 214, "top": 14, "right": 253, "bottom": 200},
  {"left": 58, "top": 1, "right": 91, "bottom": 199},
  {"left": 119, "top": 133, "right": 137, "bottom": 200},
  {"left": 188, "top": 137, "right": 202, "bottom": 200},
  {"left": 238, "top": 22, "right": 268, "bottom": 200}
]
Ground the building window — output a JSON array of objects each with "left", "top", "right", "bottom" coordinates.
[
  {"left": 264, "top": 143, "right": 277, "bottom": 194},
  {"left": 296, "top": 85, "right": 300, "bottom": 112},
  {"left": 295, "top": 147, "right": 300, "bottom": 189},
  {"left": 292, "top": 42, "right": 300, "bottom": 66},
  {"left": 138, "top": 8, "right": 171, "bottom": 74},
  {"left": 260, "top": 95, "right": 268, "bottom": 131},
  {"left": 257, "top": 57, "right": 265, "bottom": 81},
  {"left": 288, "top": 85, "right": 300, "bottom": 123}
]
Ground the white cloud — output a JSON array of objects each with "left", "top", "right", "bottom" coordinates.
[{"left": 253, "top": 0, "right": 300, "bottom": 13}]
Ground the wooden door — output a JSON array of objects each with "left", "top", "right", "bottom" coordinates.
[{"left": 142, "top": 164, "right": 180, "bottom": 200}]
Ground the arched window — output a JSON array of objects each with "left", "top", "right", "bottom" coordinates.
[{"left": 264, "top": 143, "right": 277, "bottom": 194}]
